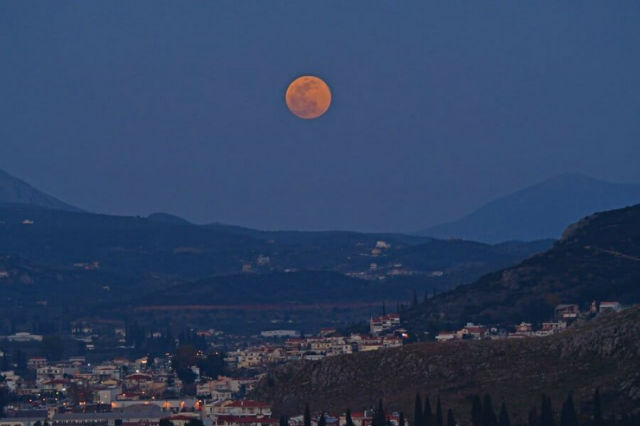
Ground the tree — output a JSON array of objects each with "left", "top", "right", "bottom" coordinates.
[
  {"left": 0, "top": 386, "right": 9, "bottom": 418},
  {"left": 593, "top": 388, "right": 602, "bottom": 426},
  {"left": 528, "top": 407, "right": 538, "bottom": 426},
  {"left": 171, "top": 345, "right": 198, "bottom": 385},
  {"left": 40, "top": 335, "right": 64, "bottom": 361},
  {"left": 471, "top": 395, "right": 482, "bottom": 426},
  {"left": 539, "top": 394, "right": 554, "bottom": 426},
  {"left": 159, "top": 419, "right": 174, "bottom": 426},
  {"left": 15, "top": 350, "right": 26, "bottom": 372},
  {"left": 374, "top": 399, "right": 386, "bottom": 426},
  {"left": 482, "top": 394, "right": 498, "bottom": 426},
  {"left": 319, "top": 413, "right": 327, "bottom": 426},
  {"left": 304, "top": 404, "right": 311, "bottom": 426},
  {"left": 280, "top": 416, "right": 288, "bottom": 426},
  {"left": 398, "top": 412, "right": 405, "bottom": 426},
  {"left": 436, "top": 397, "right": 443, "bottom": 426},
  {"left": 446, "top": 409, "right": 455, "bottom": 426},
  {"left": 185, "top": 420, "right": 204, "bottom": 426},
  {"left": 423, "top": 395, "right": 432, "bottom": 426},
  {"left": 346, "top": 409, "right": 355, "bottom": 426},
  {"left": 498, "top": 402, "right": 510, "bottom": 426},
  {"left": 197, "top": 352, "right": 226, "bottom": 379},
  {"left": 560, "top": 393, "right": 577, "bottom": 426},
  {"left": 414, "top": 393, "right": 423, "bottom": 426}
]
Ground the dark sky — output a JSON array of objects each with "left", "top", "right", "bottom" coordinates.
[{"left": 1, "top": 1, "right": 639, "bottom": 232}]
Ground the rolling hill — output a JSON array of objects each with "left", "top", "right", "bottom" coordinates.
[
  {"left": 421, "top": 173, "right": 640, "bottom": 243},
  {"left": 405, "top": 203, "right": 640, "bottom": 335},
  {"left": 0, "top": 203, "right": 551, "bottom": 307},
  {"left": 253, "top": 305, "right": 640, "bottom": 424}
]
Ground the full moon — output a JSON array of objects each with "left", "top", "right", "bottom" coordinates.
[{"left": 285, "top": 76, "right": 332, "bottom": 119}]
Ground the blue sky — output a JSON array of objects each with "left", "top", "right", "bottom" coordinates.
[{"left": 1, "top": 1, "right": 639, "bottom": 231}]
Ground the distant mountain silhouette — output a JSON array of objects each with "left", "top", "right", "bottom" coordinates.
[
  {"left": 0, "top": 168, "right": 81, "bottom": 212},
  {"left": 420, "top": 173, "right": 640, "bottom": 243}
]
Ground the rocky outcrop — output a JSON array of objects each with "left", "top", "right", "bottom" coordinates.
[{"left": 253, "top": 306, "right": 640, "bottom": 425}]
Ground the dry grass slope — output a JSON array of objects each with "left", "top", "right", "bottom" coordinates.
[{"left": 253, "top": 306, "right": 640, "bottom": 425}]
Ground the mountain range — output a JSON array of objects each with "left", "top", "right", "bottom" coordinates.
[
  {"left": 406, "top": 202, "right": 640, "bottom": 337},
  {"left": 421, "top": 173, "right": 640, "bottom": 243},
  {"left": 0, "top": 168, "right": 80, "bottom": 212}
]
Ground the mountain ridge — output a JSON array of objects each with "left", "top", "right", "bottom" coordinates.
[
  {"left": 421, "top": 173, "right": 640, "bottom": 243},
  {"left": 0, "top": 168, "right": 81, "bottom": 212},
  {"left": 405, "top": 203, "right": 640, "bottom": 336}
]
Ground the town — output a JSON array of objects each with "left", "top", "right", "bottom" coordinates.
[{"left": 0, "top": 301, "right": 624, "bottom": 426}]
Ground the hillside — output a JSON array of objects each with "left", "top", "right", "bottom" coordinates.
[
  {"left": 143, "top": 270, "right": 429, "bottom": 307},
  {"left": 0, "top": 168, "right": 80, "bottom": 211},
  {"left": 421, "top": 173, "right": 640, "bottom": 243},
  {"left": 405, "top": 204, "right": 640, "bottom": 334},
  {"left": 0, "top": 203, "right": 550, "bottom": 306},
  {"left": 253, "top": 306, "right": 640, "bottom": 425}
]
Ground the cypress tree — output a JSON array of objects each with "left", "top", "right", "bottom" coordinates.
[
  {"left": 446, "top": 409, "right": 455, "bottom": 426},
  {"left": 593, "top": 388, "right": 602, "bottom": 426},
  {"left": 304, "top": 404, "right": 311, "bottom": 426},
  {"left": 528, "top": 407, "right": 538, "bottom": 426},
  {"left": 436, "top": 397, "right": 443, "bottom": 426},
  {"left": 375, "top": 399, "right": 386, "bottom": 426},
  {"left": 560, "top": 393, "right": 577, "bottom": 426},
  {"left": 539, "top": 394, "right": 554, "bottom": 426},
  {"left": 482, "top": 394, "right": 498, "bottom": 426},
  {"left": 471, "top": 395, "right": 483, "bottom": 426},
  {"left": 423, "top": 395, "right": 433, "bottom": 426},
  {"left": 414, "top": 393, "right": 423, "bottom": 426},
  {"left": 346, "top": 409, "right": 355, "bottom": 426},
  {"left": 318, "top": 413, "right": 326, "bottom": 426},
  {"left": 498, "top": 402, "right": 510, "bottom": 426}
]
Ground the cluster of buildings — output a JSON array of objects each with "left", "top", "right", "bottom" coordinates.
[
  {"left": 1, "top": 355, "right": 180, "bottom": 400},
  {"left": 221, "top": 314, "right": 405, "bottom": 370},
  {"left": 226, "top": 333, "right": 403, "bottom": 370},
  {"left": 435, "top": 300, "right": 624, "bottom": 343},
  {"left": 0, "top": 353, "right": 280, "bottom": 426}
]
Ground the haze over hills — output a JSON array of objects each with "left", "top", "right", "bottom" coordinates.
[
  {"left": 405, "top": 203, "right": 640, "bottom": 336},
  {"left": 0, "top": 168, "right": 81, "bottom": 212},
  {"left": 0, "top": 201, "right": 551, "bottom": 335},
  {"left": 421, "top": 173, "right": 640, "bottom": 243}
]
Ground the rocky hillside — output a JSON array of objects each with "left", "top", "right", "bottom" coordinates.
[
  {"left": 405, "top": 204, "right": 640, "bottom": 333},
  {"left": 253, "top": 306, "right": 640, "bottom": 425}
]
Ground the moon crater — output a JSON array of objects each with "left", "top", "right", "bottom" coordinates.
[{"left": 286, "top": 76, "right": 332, "bottom": 119}]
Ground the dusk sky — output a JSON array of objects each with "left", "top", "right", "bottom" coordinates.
[{"left": 2, "top": 1, "right": 639, "bottom": 232}]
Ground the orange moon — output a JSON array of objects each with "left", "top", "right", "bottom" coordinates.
[{"left": 285, "top": 76, "right": 332, "bottom": 119}]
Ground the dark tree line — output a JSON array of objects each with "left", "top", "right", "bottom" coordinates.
[
  {"left": 288, "top": 388, "right": 634, "bottom": 426},
  {"left": 520, "top": 388, "right": 626, "bottom": 426},
  {"left": 471, "top": 394, "right": 507, "bottom": 426},
  {"left": 414, "top": 393, "right": 447, "bottom": 426}
]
